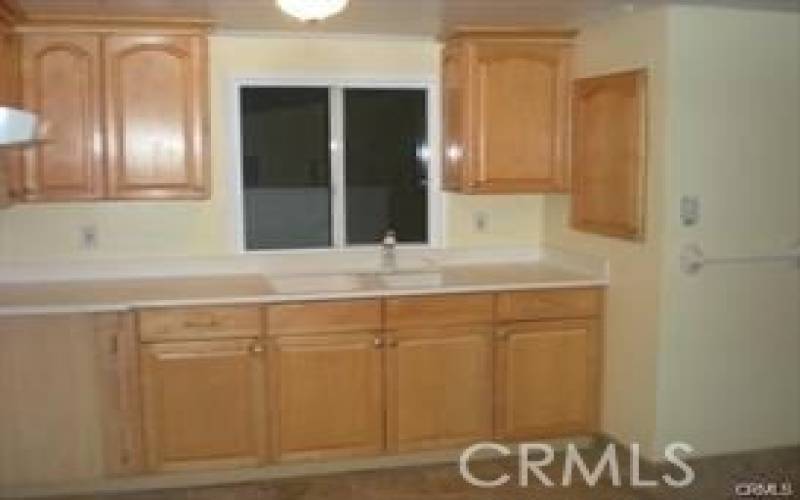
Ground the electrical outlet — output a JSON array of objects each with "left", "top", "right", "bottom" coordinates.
[
  {"left": 474, "top": 211, "right": 489, "bottom": 233},
  {"left": 680, "top": 196, "right": 700, "bottom": 227},
  {"left": 80, "top": 225, "right": 98, "bottom": 250}
]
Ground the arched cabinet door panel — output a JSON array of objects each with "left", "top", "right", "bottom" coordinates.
[
  {"left": 21, "top": 34, "right": 103, "bottom": 201},
  {"left": 104, "top": 35, "right": 209, "bottom": 200},
  {"left": 470, "top": 42, "right": 570, "bottom": 191},
  {"left": 441, "top": 30, "right": 574, "bottom": 194}
]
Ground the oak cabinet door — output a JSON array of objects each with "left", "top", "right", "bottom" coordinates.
[
  {"left": 386, "top": 326, "right": 493, "bottom": 452},
  {"left": 140, "top": 339, "right": 267, "bottom": 472},
  {"left": 104, "top": 35, "right": 208, "bottom": 199},
  {"left": 572, "top": 69, "right": 648, "bottom": 240},
  {"left": 470, "top": 41, "right": 570, "bottom": 192},
  {"left": 20, "top": 33, "right": 104, "bottom": 200},
  {"left": 495, "top": 320, "right": 600, "bottom": 440},
  {"left": 441, "top": 44, "right": 467, "bottom": 191},
  {"left": 0, "top": 27, "right": 20, "bottom": 205},
  {"left": 269, "top": 332, "right": 384, "bottom": 461}
]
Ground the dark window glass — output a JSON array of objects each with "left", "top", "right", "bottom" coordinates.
[
  {"left": 241, "top": 87, "right": 331, "bottom": 250},
  {"left": 344, "top": 89, "right": 428, "bottom": 245}
]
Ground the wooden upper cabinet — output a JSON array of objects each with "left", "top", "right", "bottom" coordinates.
[
  {"left": 0, "top": 3, "right": 18, "bottom": 107},
  {"left": 0, "top": 6, "right": 21, "bottom": 206},
  {"left": 20, "top": 33, "right": 104, "bottom": 200},
  {"left": 442, "top": 29, "right": 574, "bottom": 193},
  {"left": 104, "top": 35, "right": 209, "bottom": 199},
  {"left": 572, "top": 70, "right": 647, "bottom": 240},
  {"left": 441, "top": 44, "right": 467, "bottom": 191}
]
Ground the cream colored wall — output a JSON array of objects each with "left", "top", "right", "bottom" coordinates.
[
  {"left": 0, "top": 36, "right": 543, "bottom": 262},
  {"left": 544, "top": 6, "right": 670, "bottom": 458},
  {"left": 547, "top": 4, "right": 800, "bottom": 459},
  {"left": 653, "top": 6, "right": 800, "bottom": 456}
]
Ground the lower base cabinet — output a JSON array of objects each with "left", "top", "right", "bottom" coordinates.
[
  {"left": 386, "top": 326, "right": 493, "bottom": 452},
  {"left": 0, "top": 314, "right": 141, "bottom": 489},
  {"left": 0, "top": 289, "right": 604, "bottom": 490},
  {"left": 268, "top": 332, "right": 384, "bottom": 461},
  {"left": 494, "top": 319, "right": 600, "bottom": 439},
  {"left": 139, "top": 339, "right": 267, "bottom": 472}
]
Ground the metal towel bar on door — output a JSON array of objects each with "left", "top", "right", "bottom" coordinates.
[{"left": 680, "top": 243, "right": 800, "bottom": 274}]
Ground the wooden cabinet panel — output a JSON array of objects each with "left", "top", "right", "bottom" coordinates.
[
  {"left": 0, "top": 313, "right": 142, "bottom": 488},
  {"left": 267, "top": 300, "right": 381, "bottom": 335},
  {"left": 572, "top": 69, "right": 647, "bottom": 240},
  {"left": 140, "top": 339, "right": 267, "bottom": 472},
  {"left": 0, "top": 23, "right": 21, "bottom": 205},
  {"left": 0, "top": 2, "right": 22, "bottom": 204},
  {"left": 494, "top": 319, "right": 600, "bottom": 440},
  {"left": 105, "top": 35, "right": 208, "bottom": 199},
  {"left": 268, "top": 332, "right": 384, "bottom": 461},
  {"left": 20, "top": 33, "right": 104, "bottom": 200},
  {"left": 442, "top": 44, "right": 467, "bottom": 191},
  {"left": 471, "top": 41, "right": 570, "bottom": 192},
  {"left": 386, "top": 326, "right": 492, "bottom": 452},
  {"left": 384, "top": 294, "right": 494, "bottom": 329},
  {"left": 442, "top": 30, "right": 574, "bottom": 194},
  {"left": 0, "top": 22, "right": 18, "bottom": 106},
  {"left": 497, "top": 289, "right": 602, "bottom": 322},
  {"left": 138, "top": 305, "right": 263, "bottom": 342}
]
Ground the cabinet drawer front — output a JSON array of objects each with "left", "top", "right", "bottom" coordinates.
[
  {"left": 267, "top": 300, "right": 381, "bottom": 335},
  {"left": 385, "top": 294, "right": 494, "bottom": 329},
  {"left": 497, "top": 289, "right": 602, "bottom": 321},
  {"left": 138, "top": 306, "right": 262, "bottom": 342}
]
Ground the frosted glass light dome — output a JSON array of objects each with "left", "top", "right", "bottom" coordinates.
[{"left": 276, "top": 0, "right": 349, "bottom": 22}]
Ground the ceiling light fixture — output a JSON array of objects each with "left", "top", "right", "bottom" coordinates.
[{"left": 275, "top": 0, "right": 350, "bottom": 22}]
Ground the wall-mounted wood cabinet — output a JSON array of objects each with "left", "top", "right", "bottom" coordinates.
[
  {"left": 13, "top": 22, "right": 210, "bottom": 202},
  {"left": 571, "top": 69, "right": 647, "bottom": 240},
  {"left": 105, "top": 35, "right": 208, "bottom": 199},
  {"left": 0, "top": 0, "right": 21, "bottom": 206},
  {"left": 20, "top": 33, "right": 104, "bottom": 200},
  {"left": 442, "top": 29, "right": 575, "bottom": 194}
]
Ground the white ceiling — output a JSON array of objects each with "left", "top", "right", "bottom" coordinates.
[{"left": 15, "top": 0, "right": 800, "bottom": 36}]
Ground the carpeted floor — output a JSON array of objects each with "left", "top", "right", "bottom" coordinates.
[{"left": 52, "top": 444, "right": 799, "bottom": 500}]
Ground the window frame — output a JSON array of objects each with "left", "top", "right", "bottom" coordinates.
[{"left": 229, "top": 75, "right": 443, "bottom": 254}]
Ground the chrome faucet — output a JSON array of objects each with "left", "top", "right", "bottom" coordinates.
[{"left": 381, "top": 229, "right": 398, "bottom": 273}]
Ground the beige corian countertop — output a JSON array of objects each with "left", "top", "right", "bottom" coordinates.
[{"left": 0, "top": 261, "right": 607, "bottom": 316}]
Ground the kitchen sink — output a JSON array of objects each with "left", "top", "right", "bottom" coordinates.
[
  {"left": 378, "top": 271, "right": 444, "bottom": 289},
  {"left": 267, "top": 273, "right": 367, "bottom": 294}
]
